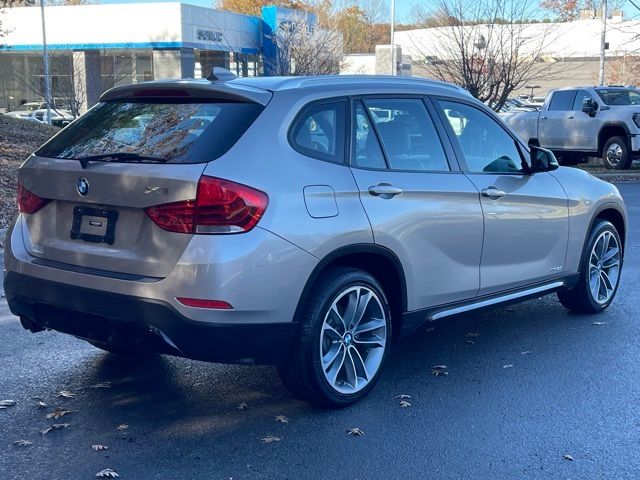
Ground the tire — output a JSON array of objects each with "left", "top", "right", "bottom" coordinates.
[
  {"left": 278, "top": 267, "right": 392, "bottom": 408},
  {"left": 602, "top": 136, "right": 632, "bottom": 170},
  {"left": 558, "top": 219, "right": 623, "bottom": 313}
]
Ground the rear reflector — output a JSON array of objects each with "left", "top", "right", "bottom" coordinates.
[
  {"left": 176, "top": 297, "right": 233, "bottom": 309},
  {"left": 17, "top": 180, "right": 50, "bottom": 214},
  {"left": 145, "top": 176, "right": 268, "bottom": 234}
]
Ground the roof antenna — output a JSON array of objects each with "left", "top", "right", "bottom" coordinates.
[{"left": 207, "top": 67, "right": 238, "bottom": 82}]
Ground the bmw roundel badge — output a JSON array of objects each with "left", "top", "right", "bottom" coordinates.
[{"left": 77, "top": 177, "right": 89, "bottom": 196}]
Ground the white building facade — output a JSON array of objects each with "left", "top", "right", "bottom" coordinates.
[{"left": 0, "top": 3, "right": 263, "bottom": 112}]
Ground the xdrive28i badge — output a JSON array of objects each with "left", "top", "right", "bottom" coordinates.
[{"left": 76, "top": 177, "right": 89, "bottom": 196}]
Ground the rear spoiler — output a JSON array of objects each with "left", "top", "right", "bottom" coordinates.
[{"left": 99, "top": 80, "right": 272, "bottom": 106}]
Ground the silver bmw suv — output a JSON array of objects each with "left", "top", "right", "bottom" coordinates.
[{"left": 3, "top": 73, "right": 627, "bottom": 407}]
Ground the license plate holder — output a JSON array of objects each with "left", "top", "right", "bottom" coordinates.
[{"left": 70, "top": 207, "right": 118, "bottom": 245}]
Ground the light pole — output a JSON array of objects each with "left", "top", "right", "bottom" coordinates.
[
  {"left": 598, "top": 0, "right": 608, "bottom": 86},
  {"left": 39, "top": 0, "right": 52, "bottom": 125},
  {"left": 390, "top": 0, "right": 395, "bottom": 75}
]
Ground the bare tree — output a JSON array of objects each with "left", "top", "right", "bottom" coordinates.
[
  {"left": 8, "top": 46, "right": 134, "bottom": 117},
  {"left": 266, "top": 14, "right": 343, "bottom": 75},
  {"left": 406, "top": 0, "right": 563, "bottom": 110}
]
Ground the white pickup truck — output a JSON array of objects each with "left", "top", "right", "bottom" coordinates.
[{"left": 501, "top": 86, "right": 640, "bottom": 169}]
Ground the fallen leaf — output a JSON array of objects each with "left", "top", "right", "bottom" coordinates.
[
  {"left": 400, "top": 400, "right": 411, "bottom": 408},
  {"left": 261, "top": 435, "right": 281, "bottom": 443},
  {"left": 465, "top": 333, "right": 480, "bottom": 338},
  {"left": 521, "top": 351, "right": 531, "bottom": 355},
  {"left": 503, "top": 364, "right": 514, "bottom": 369},
  {"left": 13, "top": 439, "right": 33, "bottom": 446},
  {"left": 57, "top": 391, "right": 76, "bottom": 399},
  {"left": 96, "top": 468, "right": 119, "bottom": 478},
  {"left": 237, "top": 403, "right": 248, "bottom": 411},
  {"left": 346, "top": 427, "right": 364, "bottom": 436},
  {"left": 395, "top": 394, "right": 411, "bottom": 399},
  {"left": 465, "top": 340, "right": 475, "bottom": 345},
  {"left": 0, "top": 399, "right": 16, "bottom": 408},
  {"left": 593, "top": 322, "right": 606, "bottom": 326},
  {"left": 46, "top": 407, "right": 75, "bottom": 420},
  {"left": 431, "top": 365, "right": 448, "bottom": 376},
  {"left": 41, "top": 423, "right": 70, "bottom": 435},
  {"left": 116, "top": 424, "right": 129, "bottom": 431},
  {"left": 275, "top": 415, "right": 289, "bottom": 424},
  {"left": 563, "top": 454, "right": 574, "bottom": 461},
  {"left": 92, "top": 445, "right": 109, "bottom": 451},
  {"left": 87, "top": 382, "right": 111, "bottom": 389},
  {"left": 36, "top": 401, "right": 48, "bottom": 409}
]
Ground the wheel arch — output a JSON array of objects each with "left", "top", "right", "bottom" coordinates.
[
  {"left": 578, "top": 203, "right": 627, "bottom": 272},
  {"left": 293, "top": 244, "right": 408, "bottom": 339},
  {"left": 598, "top": 124, "right": 630, "bottom": 155},
  {"left": 593, "top": 205, "right": 626, "bottom": 250}
]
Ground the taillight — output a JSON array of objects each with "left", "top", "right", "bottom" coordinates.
[
  {"left": 17, "top": 180, "right": 50, "bottom": 214},
  {"left": 145, "top": 176, "right": 269, "bottom": 234}
]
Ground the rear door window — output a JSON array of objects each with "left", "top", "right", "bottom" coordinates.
[
  {"left": 290, "top": 101, "right": 346, "bottom": 163},
  {"left": 363, "top": 98, "right": 450, "bottom": 172},
  {"left": 548, "top": 91, "right": 576, "bottom": 111},
  {"left": 36, "top": 100, "right": 264, "bottom": 164},
  {"left": 352, "top": 101, "right": 386, "bottom": 169}
]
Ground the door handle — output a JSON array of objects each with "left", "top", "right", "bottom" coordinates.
[
  {"left": 566, "top": 116, "right": 575, "bottom": 119},
  {"left": 540, "top": 116, "right": 548, "bottom": 120},
  {"left": 368, "top": 183, "right": 403, "bottom": 199},
  {"left": 481, "top": 187, "right": 507, "bottom": 199}
]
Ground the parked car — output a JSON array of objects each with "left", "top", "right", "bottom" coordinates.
[
  {"left": 27, "top": 108, "right": 74, "bottom": 127},
  {"left": 4, "top": 102, "right": 42, "bottom": 119},
  {"left": 502, "top": 86, "right": 640, "bottom": 169},
  {"left": 3, "top": 73, "right": 627, "bottom": 407}
]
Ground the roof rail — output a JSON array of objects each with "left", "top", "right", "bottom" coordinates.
[{"left": 207, "top": 67, "right": 238, "bottom": 82}]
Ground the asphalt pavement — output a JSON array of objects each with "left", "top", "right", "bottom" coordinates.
[{"left": 1, "top": 183, "right": 639, "bottom": 480}]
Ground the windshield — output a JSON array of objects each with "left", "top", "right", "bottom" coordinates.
[
  {"left": 36, "top": 100, "right": 264, "bottom": 164},
  {"left": 16, "top": 103, "right": 39, "bottom": 112},
  {"left": 595, "top": 88, "right": 640, "bottom": 106}
]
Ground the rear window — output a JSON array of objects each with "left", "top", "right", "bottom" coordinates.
[{"left": 36, "top": 100, "right": 264, "bottom": 164}]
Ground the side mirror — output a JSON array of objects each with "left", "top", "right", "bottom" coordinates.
[
  {"left": 581, "top": 98, "right": 598, "bottom": 116},
  {"left": 529, "top": 146, "right": 559, "bottom": 173}
]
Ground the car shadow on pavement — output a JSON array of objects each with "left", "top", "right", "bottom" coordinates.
[{"left": 55, "top": 294, "right": 614, "bottom": 438}]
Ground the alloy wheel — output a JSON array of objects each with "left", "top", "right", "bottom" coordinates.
[
  {"left": 588, "top": 230, "right": 621, "bottom": 304},
  {"left": 319, "top": 286, "right": 387, "bottom": 394}
]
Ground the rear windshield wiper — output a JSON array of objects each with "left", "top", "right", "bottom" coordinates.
[{"left": 73, "top": 152, "right": 169, "bottom": 169}]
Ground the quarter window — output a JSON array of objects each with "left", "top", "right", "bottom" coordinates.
[
  {"left": 290, "top": 101, "right": 346, "bottom": 163},
  {"left": 548, "top": 90, "right": 577, "bottom": 111},
  {"left": 364, "top": 98, "right": 450, "bottom": 172},
  {"left": 438, "top": 100, "right": 524, "bottom": 174}
]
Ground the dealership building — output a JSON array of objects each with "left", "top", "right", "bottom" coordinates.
[{"left": 0, "top": 2, "right": 303, "bottom": 112}]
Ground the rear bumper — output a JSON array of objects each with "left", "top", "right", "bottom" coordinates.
[{"left": 4, "top": 272, "right": 298, "bottom": 365}]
